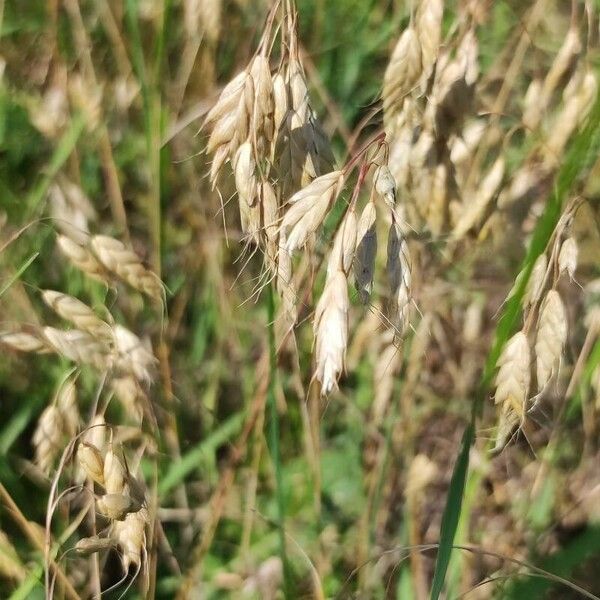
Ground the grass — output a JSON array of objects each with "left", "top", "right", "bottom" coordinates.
[{"left": 1, "top": 0, "right": 600, "bottom": 599}]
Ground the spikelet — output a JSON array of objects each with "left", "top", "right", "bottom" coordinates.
[
  {"left": 354, "top": 202, "right": 377, "bottom": 303},
  {"left": 91, "top": 236, "right": 163, "bottom": 301},
  {"left": 56, "top": 235, "right": 108, "bottom": 283},
  {"left": 272, "top": 71, "right": 288, "bottom": 137},
  {"left": 383, "top": 27, "right": 422, "bottom": 122},
  {"left": 33, "top": 405, "right": 63, "bottom": 475},
  {"left": 249, "top": 54, "right": 275, "bottom": 144},
  {"left": 43, "top": 327, "right": 111, "bottom": 370},
  {"left": 415, "top": 0, "right": 444, "bottom": 86},
  {"left": 75, "top": 535, "right": 116, "bottom": 556},
  {"left": 103, "top": 445, "right": 127, "bottom": 494},
  {"left": 49, "top": 180, "right": 96, "bottom": 245},
  {"left": 42, "top": 290, "right": 110, "bottom": 339},
  {"left": 545, "top": 68, "right": 598, "bottom": 163},
  {"left": 313, "top": 212, "right": 356, "bottom": 395},
  {"left": 522, "top": 254, "right": 548, "bottom": 309},
  {"left": 78, "top": 443, "right": 105, "bottom": 486},
  {"left": 494, "top": 331, "right": 531, "bottom": 450},
  {"left": 97, "top": 493, "right": 136, "bottom": 520},
  {"left": 56, "top": 377, "right": 79, "bottom": 437},
  {"left": 386, "top": 220, "right": 412, "bottom": 338},
  {"left": 113, "top": 325, "right": 156, "bottom": 383},
  {"left": 0, "top": 331, "right": 49, "bottom": 353},
  {"left": 535, "top": 290, "right": 568, "bottom": 392},
  {"left": 558, "top": 237, "right": 578, "bottom": 280},
  {"left": 260, "top": 181, "right": 279, "bottom": 266},
  {"left": 280, "top": 170, "right": 343, "bottom": 252},
  {"left": 205, "top": 75, "right": 248, "bottom": 129},
  {"left": 233, "top": 141, "right": 257, "bottom": 206},
  {"left": 522, "top": 27, "right": 581, "bottom": 131},
  {"left": 430, "top": 29, "right": 478, "bottom": 137},
  {"left": 452, "top": 156, "right": 505, "bottom": 239},
  {"left": 374, "top": 165, "right": 397, "bottom": 209},
  {"left": 314, "top": 271, "right": 349, "bottom": 395},
  {"left": 112, "top": 507, "right": 148, "bottom": 571},
  {"left": 85, "top": 414, "right": 107, "bottom": 454}
]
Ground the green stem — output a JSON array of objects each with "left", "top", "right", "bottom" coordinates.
[{"left": 266, "top": 284, "right": 291, "bottom": 597}]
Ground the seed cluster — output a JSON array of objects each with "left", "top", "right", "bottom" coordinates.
[{"left": 204, "top": 5, "right": 415, "bottom": 394}]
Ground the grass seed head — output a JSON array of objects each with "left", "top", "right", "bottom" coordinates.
[
  {"left": 112, "top": 507, "right": 148, "bottom": 571},
  {"left": 415, "top": 0, "right": 444, "bottom": 85},
  {"left": 56, "top": 235, "right": 108, "bottom": 284},
  {"left": 75, "top": 535, "right": 115, "bottom": 556},
  {"left": 383, "top": 27, "right": 422, "bottom": 122},
  {"left": 233, "top": 141, "right": 257, "bottom": 206},
  {"left": 42, "top": 290, "right": 110, "bottom": 339},
  {"left": 91, "top": 235, "right": 163, "bottom": 301},
  {"left": 33, "top": 405, "right": 63, "bottom": 475},
  {"left": 281, "top": 170, "right": 344, "bottom": 252},
  {"left": 535, "top": 290, "right": 568, "bottom": 392},
  {"left": 0, "top": 331, "right": 49, "bottom": 353},
  {"left": 558, "top": 236, "right": 578, "bottom": 280},
  {"left": 314, "top": 271, "right": 349, "bottom": 395},
  {"left": 494, "top": 331, "right": 531, "bottom": 450}
]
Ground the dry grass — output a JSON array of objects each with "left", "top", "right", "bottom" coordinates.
[{"left": 1, "top": 0, "right": 600, "bottom": 598}]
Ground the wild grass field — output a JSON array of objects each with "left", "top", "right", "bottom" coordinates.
[{"left": 1, "top": 0, "right": 600, "bottom": 598}]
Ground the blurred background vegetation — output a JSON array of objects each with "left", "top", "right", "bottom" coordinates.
[{"left": 1, "top": 0, "right": 600, "bottom": 598}]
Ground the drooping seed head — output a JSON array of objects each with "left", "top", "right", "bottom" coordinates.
[{"left": 314, "top": 271, "right": 349, "bottom": 395}]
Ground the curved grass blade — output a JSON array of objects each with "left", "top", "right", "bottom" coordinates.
[{"left": 430, "top": 423, "right": 474, "bottom": 600}]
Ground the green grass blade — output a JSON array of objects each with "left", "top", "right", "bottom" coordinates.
[
  {"left": 0, "top": 252, "right": 38, "bottom": 298},
  {"left": 430, "top": 423, "right": 474, "bottom": 600},
  {"left": 158, "top": 412, "right": 245, "bottom": 497}
]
